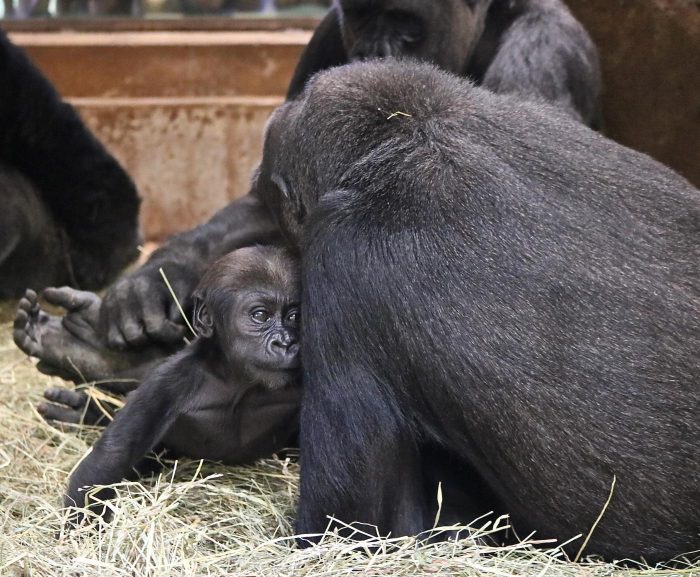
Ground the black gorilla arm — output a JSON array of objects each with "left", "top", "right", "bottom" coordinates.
[{"left": 0, "top": 31, "right": 141, "bottom": 289}]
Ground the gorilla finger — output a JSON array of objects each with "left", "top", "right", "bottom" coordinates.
[
  {"left": 37, "top": 402, "right": 82, "bottom": 424},
  {"left": 24, "top": 289, "right": 40, "bottom": 313},
  {"left": 142, "top": 297, "right": 182, "bottom": 342},
  {"left": 44, "top": 387, "right": 88, "bottom": 409},
  {"left": 119, "top": 319, "right": 148, "bottom": 347},
  {"left": 149, "top": 319, "right": 187, "bottom": 344},
  {"left": 105, "top": 321, "right": 129, "bottom": 350},
  {"left": 113, "top": 279, "right": 158, "bottom": 347},
  {"left": 13, "top": 308, "right": 28, "bottom": 331},
  {"left": 100, "top": 286, "right": 132, "bottom": 349},
  {"left": 36, "top": 361, "right": 74, "bottom": 379},
  {"left": 16, "top": 296, "right": 32, "bottom": 315},
  {"left": 43, "top": 286, "right": 97, "bottom": 312},
  {"left": 103, "top": 291, "right": 135, "bottom": 348}
]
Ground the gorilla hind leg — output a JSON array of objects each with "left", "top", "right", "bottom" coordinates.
[{"left": 296, "top": 366, "right": 429, "bottom": 545}]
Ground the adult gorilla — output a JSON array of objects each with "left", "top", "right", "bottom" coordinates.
[
  {"left": 288, "top": 0, "right": 601, "bottom": 126},
  {"left": 253, "top": 60, "right": 699, "bottom": 562},
  {"left": 90, "top": 0, "right": 600, "bottom": 351}
]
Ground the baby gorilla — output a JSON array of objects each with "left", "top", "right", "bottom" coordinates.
[{"left": 61, "top": 245, "right": 301, "bottom": 512}]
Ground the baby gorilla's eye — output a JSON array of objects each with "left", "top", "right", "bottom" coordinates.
[
  {"left": 286, "top": 310, "right": 299, "bottom": 324},
  {"left": 251, "top": 310, "right": 270, "bottom": 323}
]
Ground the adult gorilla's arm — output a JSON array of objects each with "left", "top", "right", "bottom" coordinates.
[
  {"left": 286, "top": 7, "right": 347, "bottom": 99},
  {"left": 475, "top": 0, "right": 601, "bottom": 126},
  {"left": 100, "top": 194, "right": 281, "bottom": 348}
]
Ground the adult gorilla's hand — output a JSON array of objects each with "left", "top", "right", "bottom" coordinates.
[
  {"left": 99, "top": 259, "right": 198, "bottom": 348},
  {"left": 98, "top": 194, "right": 282, "bottom": 349}
]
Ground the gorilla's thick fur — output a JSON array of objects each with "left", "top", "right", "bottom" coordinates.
[
  {"left": 0, "top": 31, "right": 140, "bottom": 297},
  {"left": 255, "top": 60, "right": 700, "bottom": 562},
  {"left": 288, "top": 0, "right": 601, "bottom": 126}
]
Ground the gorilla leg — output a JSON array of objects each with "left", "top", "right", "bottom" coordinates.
[
  {"left": 0, "top": 169, "right": 66, "bottom": 298},
  {"left": 13, "top": 288, "right": 172, "bottom": 391},
  {"left": 296, "top": 367, "right": 429, "bottom": 543},
  {"left": 422, "top": 445, "right": 504, "bottom": 531}
]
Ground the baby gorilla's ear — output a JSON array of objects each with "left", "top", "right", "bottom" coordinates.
[{"left": 192, "top": 294, "right": 214, "bottom": 338}]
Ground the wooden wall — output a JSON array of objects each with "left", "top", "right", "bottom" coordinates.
[{"left": 567, "top": 0, "right": 699, "bottom": 189}]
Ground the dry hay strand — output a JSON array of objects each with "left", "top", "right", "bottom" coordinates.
[{"left": 0, "top": 301, "right": 698, "bottom": 577}]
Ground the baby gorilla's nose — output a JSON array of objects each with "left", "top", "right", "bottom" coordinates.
[
  {"left": 286, "top": 342, "right": 300, "bottom": 358},
  {"left": 270, "top": 333, "right": 297, "bottom": 353},
  {"left": 269, "top": 333, "right": 300, "bottom": 370}
]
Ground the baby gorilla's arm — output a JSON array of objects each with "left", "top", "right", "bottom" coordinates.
[{"left": 64, "top": 348, "right": 197, "bottom": 514}]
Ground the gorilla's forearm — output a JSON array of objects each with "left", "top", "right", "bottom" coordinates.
[{"left": 144, "top": 194, "right": 281, "bottom": 273}]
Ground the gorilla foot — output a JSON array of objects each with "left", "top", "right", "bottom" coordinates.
[
  {"left": 13, "top": 287, "right": 169, "bottom": 386},
  {"left": 37, "top": 387, "right": 114, "bottom": 426}
]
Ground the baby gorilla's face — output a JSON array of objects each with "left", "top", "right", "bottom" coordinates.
[{"left": 227, "top": 287, "right": 300, "bottom": 388}]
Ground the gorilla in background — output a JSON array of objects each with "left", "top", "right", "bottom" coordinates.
[
  {"left": 251, "top": 60, "right": 699, "bottom": 562},
  {"left": 288, "top": 0, "right": 601, "bottom": 126},
  {"left": 18, "top": 0, "right": 601, "bottom": 374},
  {"left": 0, "top": 31, "right": 140, "bottom": 298}
]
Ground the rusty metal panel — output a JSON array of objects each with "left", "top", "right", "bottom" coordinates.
[
  {"left": 77, "top": 98, "right": 280, "bottom": 240},
  {"left": 10, "top": 31, "right": 310, "bottom": 97}
]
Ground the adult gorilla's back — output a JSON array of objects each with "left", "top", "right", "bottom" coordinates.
[{"left": 256, "top": 60, "right": 699, "bottom": 561}]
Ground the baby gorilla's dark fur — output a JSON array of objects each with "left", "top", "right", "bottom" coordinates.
[
  {"left": 0, "top": 31, "right": 140, "bottom": 297},
  {"left": 64, "top": 246, "right": 301, "bottom": 513}
]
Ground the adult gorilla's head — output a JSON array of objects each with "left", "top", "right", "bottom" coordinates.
[
  {"left": 334, "top": 0, "right": 493, "bottom": 73},
  {"left": 254, "top": 60, "right": 462, "bottom": 247}
]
